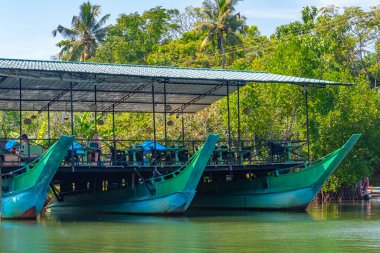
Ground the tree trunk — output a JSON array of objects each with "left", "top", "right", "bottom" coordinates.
[{"left": 220, "top": 34, "right": 225, "bottom": 69}]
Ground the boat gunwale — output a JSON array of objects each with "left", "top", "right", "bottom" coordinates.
[{"left": 147, "top": 148, "right": 202, "bottom": 184}]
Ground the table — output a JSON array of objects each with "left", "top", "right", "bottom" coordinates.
[
  {"left": 126, "top": 145, "right": 144, "bottom": 166},
  {"left": 284, "top": 142, "right": 302, "bottom": 162},
  {"left": 235, "top": 147, "right": 252, "bottom": 164},
  {"left": 165, "top": 145, "right": 187, "bottom": 165},
  {"left": 213, "top": 146, "right": 229, "bottom": 165}
]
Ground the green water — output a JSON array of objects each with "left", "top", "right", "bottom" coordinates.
[{"left": 1, "top": 200, "right": 380, "bottom": 253}]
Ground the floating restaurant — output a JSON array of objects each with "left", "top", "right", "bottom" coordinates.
[{"left": 0, "top": 58, "right": 359, "bottom": 218}]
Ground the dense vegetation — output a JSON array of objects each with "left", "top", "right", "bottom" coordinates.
[{"left": 2, "top": 1, "right": 380, "bottom": 198}]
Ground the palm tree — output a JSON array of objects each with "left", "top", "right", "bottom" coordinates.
[
  {"left": 196, "top": 0, "right": 245, "bottom": 68},
  {"left": 52, "top": 1, "right": 110, "bottom": 62}
]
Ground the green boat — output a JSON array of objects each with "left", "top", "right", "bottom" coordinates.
[
  {"left": 192, "top": 134, "right": 361, "bottom": 210},
  {"left": 47, "top": 134, "right": 219, "bottom": 214},
  {"left": 1, "top": 135, "right": 74, "bottom": 219}
]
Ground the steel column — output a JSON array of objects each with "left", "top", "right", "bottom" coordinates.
[
  {"left": 227, "top": 82, "right": 232, "bottom": 164},
  {"left": 112, "top": 105, "right": 116, "bottom": 165},
  {"left": 181, "top": 110, "right": 185, "bottom": 147},
  {"left": 152, "top": 84, "right": 157, "bottom": 160},
  {"left": 70, "top": 82, "right": 74, "bottom": 136},
  {"left": 19, "top": 78, "right": 22, "bottom": 139},
  {"left": 304, "top": 85, "right": 310, "bottom": 161},
  {"left": 237, "top": 84, "right": 241, "bottom": 148},
  {"left": 48, "top": 104, "right": 51, "bottom": 146},
  {"left": 164, "top": 82, "right": 167, "bottom": 146},
  {"left": 70, "top": 82, "right": 74, "bottom": 170},
  {"left": 94, "top": 85, "right": 97, "bottom": 132}
]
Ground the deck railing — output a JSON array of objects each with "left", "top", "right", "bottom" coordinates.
[{"left": 0, "top": 137, "right": 308, "bottom": 168}]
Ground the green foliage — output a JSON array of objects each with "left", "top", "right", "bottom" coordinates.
[{"left": 93, "top": 6, "right": 178, "bottom": 64}]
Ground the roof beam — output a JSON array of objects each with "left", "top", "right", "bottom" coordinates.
[
  {"left": 103, "top": 84, "right": 148, "bottom": 112},
  {"left": 0, "top": 71, "right": 242, "bottom": 87},
  {"left": 37, "top": 82, "right": 78, "bottom": 114},
  {"left": 0, "top": 86, "right": 226, "bottom": 97},
  {"left": 172, "top": 84, "right": 224, "bottom": 113}
]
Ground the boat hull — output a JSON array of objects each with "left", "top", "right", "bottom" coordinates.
[
  {"left": 192, "top": 134, "right": 361, "bottom": 210},
  {"left": 48, "top": 134, "right": 219, "bottom": 215},
  {"left": 193, "top": 183, "right": 318, "bottom": 210},
  {"left": 1, "top": 188, "right": 41, "bottom": 219},
  {"left": 1, "top": 135, "right": 74, "bottom": 219},
  {"left": 48, "top": 191, "right": 196, "bottom": 214}
]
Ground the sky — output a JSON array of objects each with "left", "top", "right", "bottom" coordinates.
[{"left": 0, "top": 0, "right": 378, "bottom": 60}]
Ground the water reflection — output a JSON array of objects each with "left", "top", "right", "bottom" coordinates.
[
  {"left": 307, "top": 199, "right": 379, "bottom": 220},
  {"left": 186, "top": 209, "right": 314, "bottom": 223},
  {"left": 2, "top": 201, "right": 380, "bottom": 253}
]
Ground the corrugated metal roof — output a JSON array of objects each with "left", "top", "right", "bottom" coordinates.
[
  {"left": 0, "top": 58, "right": 352, "bottom": 113},
  {"left": 0, "top": 58, "right": 352, "bottom": 86}
]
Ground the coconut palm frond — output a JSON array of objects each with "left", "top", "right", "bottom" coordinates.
[
  {"left": 53, "top": 2, "right": 110, "bottom": 62},
  {"left": 198, "top": 0, "right": 246, "bottom": 68},
  {"left": 92, "top": 14, "right": 111, "bottom": 32},
  {"left": 53, "top": 25, "right": 75, "bottom": 39}
]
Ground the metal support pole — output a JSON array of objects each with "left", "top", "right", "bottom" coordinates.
[
  {"left": 112, "top": 105, "right": 116, "bottom": 165},
  {"left": 181, "top": 110, "right": 185, "bottom": 147},
  {"left": 19, "top": 78, "right": 22, "bottom": 139},
  {"left": 227, "top": 82, "right": 232, "bottom": 164},
  {"left": 70, "top": 82, "right": 74, "bottom": 170},
  {"left": 70, "top": 83, "right": 74, "bottom": 136},
  {"left": 152, "top": 84, "right": 157, "bottom": 161},
  {"left": 164, "top": 82, "right": 167, "bottom": 146},
  {"left": 94, "top": 85, "right": 97, "bottom": 132},
  {"left": 237, "top": 83, "right": 241, "bottom": 148},
  {"left": 304, "top": 85, "right": 310, "bottom": 162},
  {"left": 48, "top": 104, "right": 51, "bottom": 146}
]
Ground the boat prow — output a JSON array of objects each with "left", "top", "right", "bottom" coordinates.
[
  {"left": 192, "top": 134, "right": 361, "bottom": 210},
  {"left": 48, "top": 134, "right": 219, "bottom": 215},
  {"left": 1, "top": 135, "right": 74, "bottom": 219}
]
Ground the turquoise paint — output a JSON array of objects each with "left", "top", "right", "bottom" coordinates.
[
  {"left": 192, "top": 134, "right": 361, "bottom": 210},
  {"left": 1, "top": 135, "right": 74, "bottom": 219},
  {"left": 48, "top": 134, "right": 219, "bottom": 214}
]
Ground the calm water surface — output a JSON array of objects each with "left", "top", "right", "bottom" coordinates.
[{"left": 1, "top": 200, "right": 380, "bottom": 253}]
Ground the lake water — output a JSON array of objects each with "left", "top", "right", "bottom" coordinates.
[{"left": 1, "top": 200, "right": 380, "bottom": 253}]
